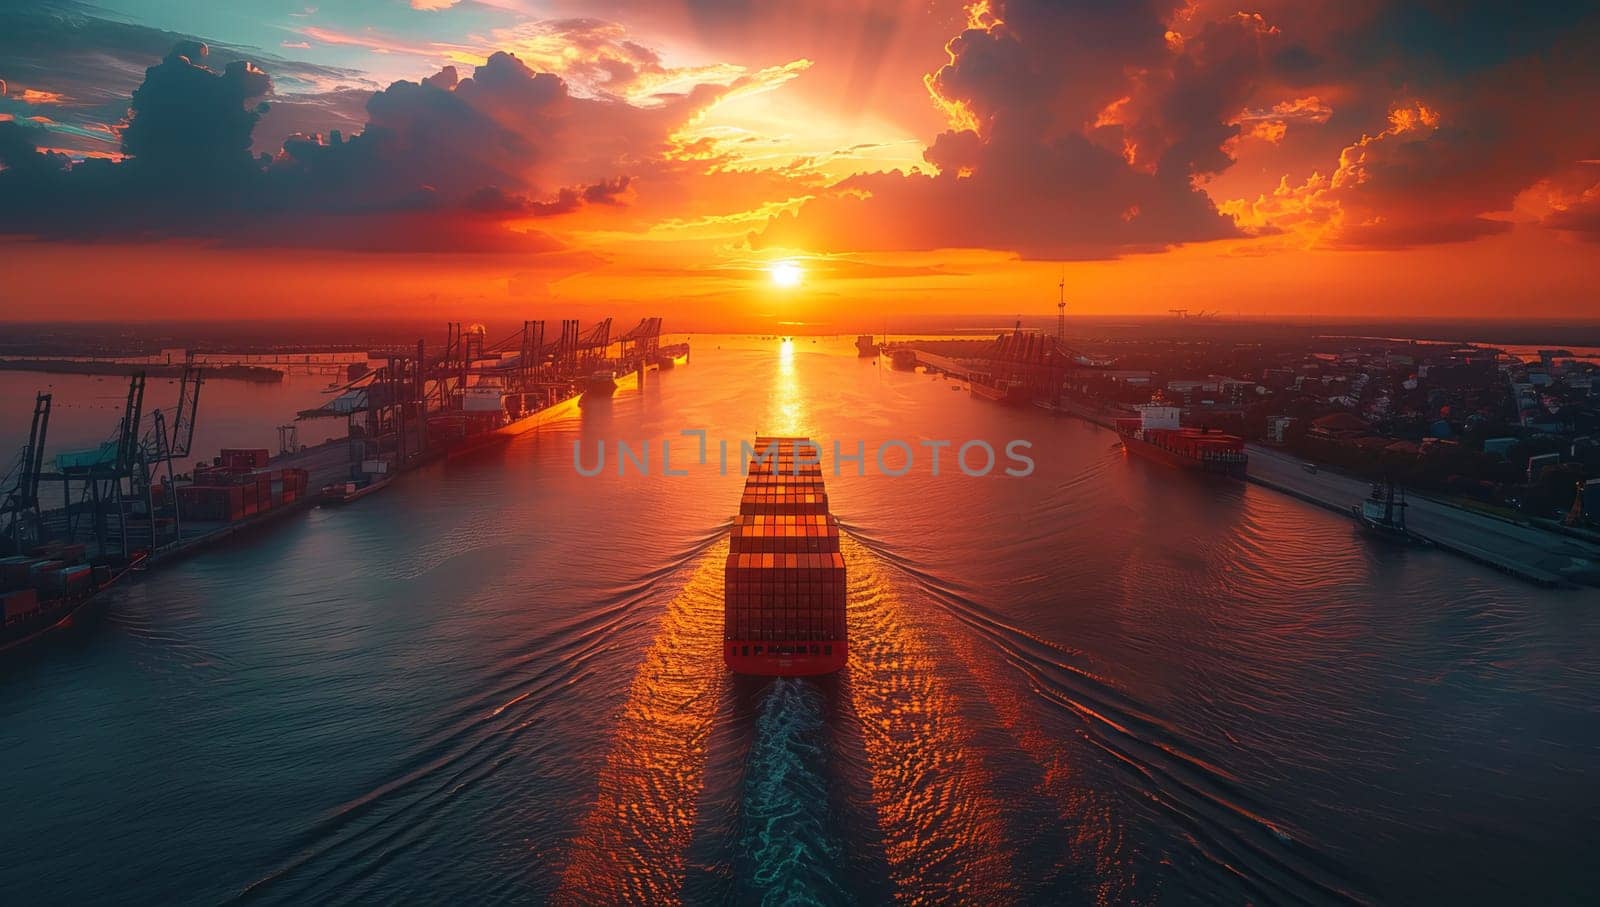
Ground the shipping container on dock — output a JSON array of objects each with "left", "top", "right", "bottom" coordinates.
[
  {"left": 176, "top": 484, "right": 246, "bottom": 522},
  {"left": 723, "top": 436, "right": 848, "bottom": 676}
]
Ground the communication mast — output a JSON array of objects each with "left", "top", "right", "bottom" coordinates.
[{"left": 1056, "top": 272, "right": 1066, "bottom": 346}]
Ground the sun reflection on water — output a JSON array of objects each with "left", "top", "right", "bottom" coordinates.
[{"left": 769, "top": 338, "right": 808, "bottom": 438}]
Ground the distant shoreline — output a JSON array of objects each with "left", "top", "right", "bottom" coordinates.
[{"left": 0, "top": 359, "right": 284, "bottom": 383}]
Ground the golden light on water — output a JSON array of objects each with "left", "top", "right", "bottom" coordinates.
[
  {"left": 840, "top": 535, "right": 1019, "bottom": 902},
  {"left": 553, "top": 550, "right": 729, "bottom": 904},
  {"left": 771, "top": 337, "right": 806, "bottom": 436}
]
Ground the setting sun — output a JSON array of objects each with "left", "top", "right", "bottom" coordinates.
[{"left": 770, "top": 260, "right": 803, "bottom": 288}]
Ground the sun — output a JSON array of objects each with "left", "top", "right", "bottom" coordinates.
[{"left": 770, "top": 260, "right": 803, "bottom": 288}]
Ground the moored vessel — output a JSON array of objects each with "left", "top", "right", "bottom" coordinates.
[
  {"left": 723, "top": 436, "right": 847, "bottom": 676},
  {"left": 971, "top": 377, "right": 1030, "bottom": 406},
  {"left": 440, "top": 384, "right": 584, "bottom": 458},
  {"left": 1115, "top": 405, "right": 1247, "bottom": 478},
  {"left": 855, "top": 334, "right": 878, "bottom": 357},
  {"left": 582, "top": 369, "right": 618, "bottom": 399},
  {"left": 1352, "top": 479, "right": 1429, "bottom": 544},
  {"left": 1, "top": 545, "right": 142, "bottom": 653}
]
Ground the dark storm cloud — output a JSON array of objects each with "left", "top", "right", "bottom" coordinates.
[
  {"left": 1545, "top": 192, "right": 1600, "bottom": 241},
  {"left": 0, "top": 45, "right": 656, "bottom": 251},
  {"left": 0, "top": 121, "right": 72, "bottom": 179},
  {"left": 1221, "top": 0, "right": 1600, "bottom": 249},
  {"left": 0, "top": 0, "right": 371, "bottom": 156}
]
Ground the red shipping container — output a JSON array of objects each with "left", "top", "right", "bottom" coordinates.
[{"left": 3, "top": 588, "right": 40, "bottom": 621}]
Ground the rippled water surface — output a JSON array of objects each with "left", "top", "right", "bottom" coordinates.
[{"left": 3, "top": 337, "right": 1598, "bottom": 904}]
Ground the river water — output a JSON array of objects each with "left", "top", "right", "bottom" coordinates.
[{"left": 2, "top": 336, "right": 1597, "bottom": 904}]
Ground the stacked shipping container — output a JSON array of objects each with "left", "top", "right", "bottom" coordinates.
[
  {"left": 175, "top": 464, "right": 314, "bottom": 523},
  {"left": 723, "top": 436, "right": 848, "bottom": 676},
  {"left": 0, "top": 540, "right": 99, "bottom": 626}
]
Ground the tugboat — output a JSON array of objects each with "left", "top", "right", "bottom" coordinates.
[
  {"left": 1352, "top": 479, "right": 1429, "bottom": 545},
  {"left": 855, "top": 334, "right": 878, "bottom": 357}
]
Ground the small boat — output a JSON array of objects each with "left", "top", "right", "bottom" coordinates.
[{"left": 320, "top": 476, "right": 392, "bottom": 504}]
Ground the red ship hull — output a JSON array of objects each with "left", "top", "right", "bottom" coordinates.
[
  {"left": 1119, "top": 430, "right": 1247, "bottom": 478},
  {"left": 723, "top": 641, "right": 847, "bottom": 675}
]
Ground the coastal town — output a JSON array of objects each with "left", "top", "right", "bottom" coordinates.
[{"left": 1050, "top": 329, "right": 1600, "bottom": 526}]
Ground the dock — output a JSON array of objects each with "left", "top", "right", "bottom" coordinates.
[
  {"left": 902, "top": 349, "right": 978, "bottom": 380},
  {"left": 2, "top": 317, "right": 685, "bottom": 617}
]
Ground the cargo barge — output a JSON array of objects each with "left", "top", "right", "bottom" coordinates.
[
  {"left": 723, "top": 436, "right": 847, "bottom": 676},
  {"left": 1, "top": 545, "right": 143, "bottom": 653},
  {"left": 1115, "top": 405, "right": 1247, "bottom": 478}
]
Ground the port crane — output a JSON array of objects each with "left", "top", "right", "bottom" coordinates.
[
  {"left": 7, "top": 363, "right": 205, "bottom": 558},
  {"left": 1567, "top": 478, "right": 1598, "bottom": 527},
  {"left": 0, "top": 393, "right": 52, "bottom": 554},
  {"left": 139, "top": 362, "right": 203, "bottom": 544},
  {"left": 616, "top": 317, "right": 663, "bottom": 369}
]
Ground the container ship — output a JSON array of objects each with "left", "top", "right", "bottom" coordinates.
[
  {"left": 438, "top": 382, "right": 585, "bottom": 459},
  {"left": 1, "top": 543, "right": 141, "bottom": 653},
  {"left": 1115, "top": 405, "right": 1247, "bottom": 478},
  {"left": 656, "top": 342, "right": 691, "bottom": 369},
  {"left": 723, "top": 436, "right": 847, "bottom": 676}
]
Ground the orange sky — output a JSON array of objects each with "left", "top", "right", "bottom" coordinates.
[{"left": 1, "top": 0, "right": 1598, "bottom": 325}]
